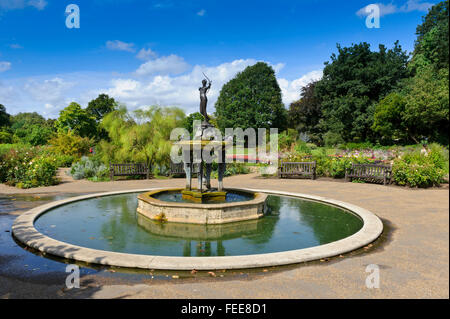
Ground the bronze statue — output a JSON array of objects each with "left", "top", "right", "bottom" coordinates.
[{"left": 199, "top": 74, "right": 211, "bottom": 122}]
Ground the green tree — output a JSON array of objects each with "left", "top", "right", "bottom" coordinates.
[
  {"left": 55, "top": 102, "right": 98, "bottom": 138},
  {"left": 98, "top": 105, "right": 185, "bottom": 170},
  {"left": 403, "top": 66, "right": 449, "bottom": 144},
  {"left": 86, "top": 94, "right": 117, "bottom": 122},
  {"left": 413, "top": 0, "right": 449, "bottom": 70},
  {"left": 0, "top": 104, "right": 10, "bottom": 128},
  {"left": 315, "top": 42, "right": 410, "bottom": 143},
  {"left": 10, "top": 112, "right": 55, "bottom": 145},
  {"left": 288, "top": 81, "right": 322, "bottom": 144},
  {"left": 214, "top": 62, "right": 287, "bottom": 132},
  {"left": 372, "top": 92, "right": 408, "bottom": 144},
  {"left": 182, "top": 112, "right": 204, "bottom": 136},
  {"left": 11, "top": 112, "right": 46, "bottom": 129}
]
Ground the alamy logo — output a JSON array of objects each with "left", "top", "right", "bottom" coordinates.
[
  {"left": 365, "top": 264, "right": 380, "bottom": 288},
  {"left": 65, "top": 264, "right": 80, "bottom": 289},
  {"left": 65, "top": 4, "right": 80, "bottom": 29},
  {"left": 365, "top": 4, "right": 380, "bottom": 29}
]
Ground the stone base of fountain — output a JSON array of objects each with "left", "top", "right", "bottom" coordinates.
[
  {"left": 181, "top": 189, "right": 227, "bottom": 203},
  {"left": 137, "top": 188, "right": 267, "bottom": 224}
]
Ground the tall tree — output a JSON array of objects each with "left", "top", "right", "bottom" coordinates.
[
  {"left": 314, "top": 42, "right": 409, "bottom": 144},
  {"left": 214, "top": 62, "right": 287, "bottom": 132},
  {"left": 55, "top": 102, "right": 97, "bottom": 138},
  {"left": 413, "top": 0, "right": 449, "bottom": 70},
  {"left": 86, "top": 94, "right": 117, "bottom": 122},
  {"left": 288, "top": 81, "right": 322, "bottom": 144}
]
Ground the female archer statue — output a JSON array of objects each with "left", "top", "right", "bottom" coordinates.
[{"left": 199, "top": 73, "right": 211, "bottom": 123}]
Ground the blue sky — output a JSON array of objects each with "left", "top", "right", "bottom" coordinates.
[{"left": 0, "top": 0, "right": 438, "bottom": 118}]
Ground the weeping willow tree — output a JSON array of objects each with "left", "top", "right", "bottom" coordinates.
[{"left": 97, "top": 105, "right": 185, "bottom": 172}]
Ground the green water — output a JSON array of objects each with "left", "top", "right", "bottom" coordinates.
[{"left": 34, "top": 193, "right": 363, "bottom": 257}]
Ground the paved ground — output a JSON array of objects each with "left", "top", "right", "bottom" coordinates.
[{"left": 0, "top": 170, "right": 448, "bottom": 298}]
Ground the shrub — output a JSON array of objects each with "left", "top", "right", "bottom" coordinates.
[
  {"left": 49, "top": 131, "right": 93, "bottom": 158},
  {"left": 392, "top": 160, "right": 444, "bottom": 187},
  {"left": 278, "top": 129, "right": 298, "bottom": 150},
  {"left": 0, "top": 130, "right": 13, "bottom": 144},
  {"left": 0, "top": 146, "right": 58, "bottom": 188},
  {"left": 70, "top": 156, "right": 108, "bottom": 180},
  {"left": 392, "top": 144, "right": 448, "bottom": 187}
]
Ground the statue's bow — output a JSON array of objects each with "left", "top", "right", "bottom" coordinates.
[{"left": 202, "top": 72, "right": 211, "bottom": 83}]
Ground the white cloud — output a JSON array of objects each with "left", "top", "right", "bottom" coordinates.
[
  {"left": 0, "top": 58, "right": 323, "bottom": 118},
  {"left": 197, "top": 9, "right": 206, "bottom": 16},
  {"left": 0, "top": 0, "right": 47, "bottom": 10},
  {"left": 0, "top": 81, "right": 14, "bottom": 104},
  {"left": 103, "top": 59, "right": 319, "bottom": 114},
  {"left": 9, "top": 43, "right": 23, "bottom": 49},
  {"left": 0, "top": 61, "right": 11, "bottom": 72},
  {"left": 24, "top": 77, "right": 76, "bottom": 107},
  {"left": 356, "top": 0, "right": 433, "bottom": 17},
  {"left": 106, "top": 40, "right": 136, "bottom": 53},
  {"left": 135, "top": 54, "right": 190, "bottom": 76},
  {"left": 136, "top": 48, "right": 158, "bottom": 61},
  {"left": 278, "top": 70, "right": 323, "bottom": 106}
]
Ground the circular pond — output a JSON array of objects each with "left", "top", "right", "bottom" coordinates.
[
  {"left": 33, "top": 192, "right": 362, "bottom": 257},
  {"left": 12, "top": 189, "right": 383, "bottom": 270}
]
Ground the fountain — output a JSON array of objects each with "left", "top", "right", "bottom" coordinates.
[
  {"left": 137, "top": 75, "right": 267, "bottom": 224},
  {"left": 11, "top": 74, "right": 383, "bottom": 270}
]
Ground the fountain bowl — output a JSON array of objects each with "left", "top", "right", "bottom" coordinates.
[{"left": 137, "top": 188, "right": 267, "bottom": 224}]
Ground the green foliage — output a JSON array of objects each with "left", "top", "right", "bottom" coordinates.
[
  {"left": 288, "top": 81, "right": 322, "bottom": 144},
  {"left": 315, "top": 42, "right": 410, "bottom": 143},
  {"left": 323, "top": 131, "right": 344, "bottom": 147},
  {"left": 70, "top": 156, "right": 108, "bottom": 180},
  {"left": 48, "top": 130, "right": 93, "bottom": 158},
  {"left": 0, "top": 145, "right": 58, "bottom": 188},
  {"left": 278, "top": 128, "right": 298, "bottom": 150},
  {"left": 215, "top": 62, "right": 287, "bottom": 132},
  {"left": 0, "top": 104, "right": 10, "bottom": 128},
  {"left": 372, "top": 92, "right": 408, "bottom": 144},
  {"left": 182, "top": 112, "right": 204, "bottom": 136},
  {"left": 98, "top": 105, "right": 185, "bottom": 170},
  {"left": 0, "top": 129, "right": 13, "bottom": 143},
  {"left": 86, "top": 94, "right": 117, "bottom": 122},
  {"left": 392, "top": 160, "right": 445, "bottom": 188},
  {"left": 414, "top": 0, "right": 449, "bottom": 70},
  {"left": 8, "top": 112, "right": 55, "bottom": 145},
  {"left": 367, "top": 143, "right": 448, "bottom": 188},
  {"left": 54, "top": 102, "right": 98, "bottom": 138},
  {"left": 11, "top": 112, "right": 47, "bottom": 129},
  {"left": 402, "top": 66, "right": 449, "bottom": 144}
]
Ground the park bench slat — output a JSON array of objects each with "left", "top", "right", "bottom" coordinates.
[
  {"left": 345, "top": 163, "right": 392, "bottom": 185},
  {"left": 278, "top": 161, "right": 316, "bottom": 180},
  {"left": 109, "top": 163, "right": 150, "bottom": 180}
]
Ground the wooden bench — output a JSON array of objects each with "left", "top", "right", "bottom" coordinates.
[
  {"left": 278, "top": 161, "right": 316, "bottom": 180},
  {"left": 109, "top": 163, "right": 150, "bottom": 180},
  {"left": 169, "top": 162, "right": 200, "bottom": 176},
  {"left": 345, "top": 163, "right": 392, "bottom": 185}
]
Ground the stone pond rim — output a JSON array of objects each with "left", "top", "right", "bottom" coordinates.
[{"left": 11, "top": 188, "right": 383, "bottom": 270}]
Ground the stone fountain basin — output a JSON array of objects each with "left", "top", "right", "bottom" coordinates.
[{"left": 137, "top": 188, "right": 267, "bottom": 224}]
